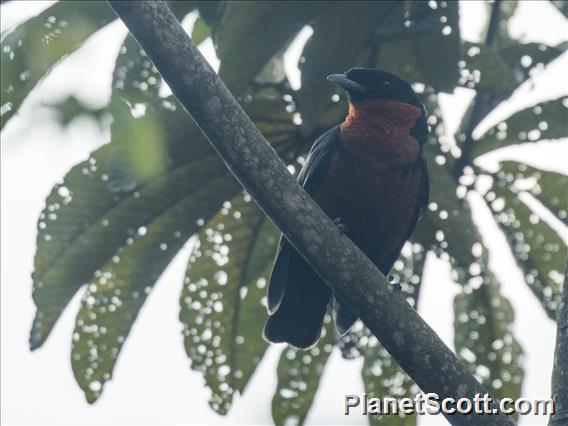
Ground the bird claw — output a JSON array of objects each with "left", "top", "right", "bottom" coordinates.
[
  {"left": 333, "top": 217, "right": 348, "bottom": 233},
  {"left": 388, "top": 275, "right": 401, "bottom": 292}
]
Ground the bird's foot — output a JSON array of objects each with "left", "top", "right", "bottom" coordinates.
[
  {"left": 333, "top": 217, "right": 348, "bottom": 233},
  {"left": 388, "top": 275, "right": 401, "bottom": 292}
]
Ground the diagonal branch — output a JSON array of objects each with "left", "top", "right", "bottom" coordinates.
[
  {"left": 107, "top": 1, "right": 513, "bottom": 424},
  {"left": 550, "top": 262, "right": 568, "bottom": 425}
]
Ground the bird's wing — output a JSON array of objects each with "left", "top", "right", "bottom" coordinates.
[
  {"left": 297, "top": 125, "right": 341, "bottom": 191},
  {"left": 266, "top": 125, "right": 340, "bottom": 313},
  {"left": 377, "top": 154, "right": 429, "bottom": 272}
]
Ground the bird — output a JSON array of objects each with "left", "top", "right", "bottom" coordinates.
[{"left": 263, "top": 68, "right": 430, "bottom": 349}]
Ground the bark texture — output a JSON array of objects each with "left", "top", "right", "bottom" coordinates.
[
  {"left": 550, "top": 264, "right": 568, "bottom": 425},
  {"left": 108, "top": 1, "right": 514, "bottom": 424}
]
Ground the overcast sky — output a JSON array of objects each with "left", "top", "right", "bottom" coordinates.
[{"left": 1, "top": 1, "right": 567, "bottom": 425}]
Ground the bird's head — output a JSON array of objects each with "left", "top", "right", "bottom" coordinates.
[{"left": 327, "top": 68, "right": 429, "bottom": 143}]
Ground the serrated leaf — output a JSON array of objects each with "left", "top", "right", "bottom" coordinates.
[
  {"left": 30, "top": 100, "right": 241, "bottom": 350},
  {"left": 30, "top": 91, "right": 295, "bottom": 345},
  {"left": 216, "top": 1, "right": 325, "bottom": 95},
  {"left": 179, "top": 193, "right": 279, "bottom": 414},
  {"left": 498, "top": 161, "right": 568, "bottom": 223},
  {"left": 487, "top": 174, "right": 566, "bottom": 319},
  {"left": 419, "top": 99, "right": 525, "bottom": 400},
  {"left": 297, "top": 1, "right": 403, "bottom": 132},
  {"left": 473, "top": 96, "right": 567, "bottom": 158},
  {"left": 454, "top": 275, "right": 524, "bottom": 402},
  {"left": 440, "top": 192, "right": 525, "bottom": 402},
  {"left": 32, "top": 89, "right": 300, "bottom": 403},
  {"left": 1, "top": 0, "right": 115, "bottom": 128},
  {"left": 272, "top": 318, "right": 335, "bottom": 426},
  {"left": 71, "top": 168, "right": 239, "bottom": 402}
]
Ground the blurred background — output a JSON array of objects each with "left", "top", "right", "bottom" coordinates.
[{"left": 1, "top": 1, "right": 567, "bottom": 425}]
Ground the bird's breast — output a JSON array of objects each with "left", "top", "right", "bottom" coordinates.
[{"left": 313, "top": 134, "right": 424, "bottom": 267}]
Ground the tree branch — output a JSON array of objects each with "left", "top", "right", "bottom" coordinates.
[
  {"left": 108, "top": 1, "right": 513, "bottom": 424},
  {"left": 550, "top": 263, "right": 568, "bottom": 425}
]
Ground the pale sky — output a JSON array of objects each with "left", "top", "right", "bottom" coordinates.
[{"left": 1, "top": 1, "right": 567, "bottom": 425}]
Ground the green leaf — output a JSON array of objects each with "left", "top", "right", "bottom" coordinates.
[
  {"left": 272, "top": 318, "right": 335, "bottom": 426},
  {"left": 111, "top": 34, "right": 162, "bottom": 105},
  {"left": 457, "top": 41, "right": 565, "bottom": 104},
  {"left": 499, "top": 41, "right": 567, "bottom": 92},
  {"left": 406, "top": 0, "right": 460, "bottom": 92},
  {"left": 375, "top": 1, "right": 460, "bottom": 93},
  {"left": 190, "top": 16, "right": 211, "bottom": 45},
  {"left": 107, "top": 32, "right": 165, "bottom": 192},
  {"left": 216, "top": 1, "right": 325, "bottom": 95},
  {"left": 498, "top": 161, "right": 568, "bottom": 223},
  {"left": 334, "top": 238, "right": 428, "bottom": 426},
  {"left": 1, "top": 0, "right": 116, "bottom": 128},
  {"left": 192, "top": 1, "right": 224, "bottom": 28},
  {"left": 30, "top": 100, "right": 241, "bottom": 349},
  {"left": 362, "top": 339, "right": 419, "bottom": 425},
  {"left": 426, "top": 167, "right": 526, "bottom": 403},
  {"left": 338, "top": 239, "right": 429, "bottom": 362},
  {"left": 419, "top": 147, "right": 480, "bottom": 265},
  {"left": 31, "top": 88, "right": 300, "bottom": 403},
  {"left": 454, "top": 275, "right": 524, "bottom": 402},
  {"left": 71, "top": 167, "right": 239, "bottom": 402},
  {"left": 296, "top": 1, "right": 404, "bottom": 132},
  {"left": 416, "top": 99, "right": 525, "bottom": 399},
  {"left": 472, "top": 96, "right": 567, "bottom": 158},
  {"left": 477, "top": 0, "right": 518, "bottom": 47},
  {"left": 359, "top": 244, "right": 427, "bottom": 426},
  {"left": 459, "top": 41, "right": 516, "bottom": 94},
  {"left": 179, "top": 193, "right": 279, "bottom": 414},
  {"left": 487, "top": 171, "right": 566, "bottom": 319},
  {"left": 254, "top": 54, "right": 287, "bottom": 86}
]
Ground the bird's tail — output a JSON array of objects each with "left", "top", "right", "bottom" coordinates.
[{"left": 263, "top": 242, "right": 331, "bottom": 349}]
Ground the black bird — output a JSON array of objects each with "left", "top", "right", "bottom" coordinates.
[{"left": 263, "top": 68, "right": 429, "bottom": 349}]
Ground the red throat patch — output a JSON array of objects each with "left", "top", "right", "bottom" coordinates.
[{"left": 340, "top": 99, "right": 423, "bottom": 140}]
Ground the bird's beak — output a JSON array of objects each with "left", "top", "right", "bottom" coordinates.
[{"left": 327, "top": 74, "right": 366, "bottom": 94}]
